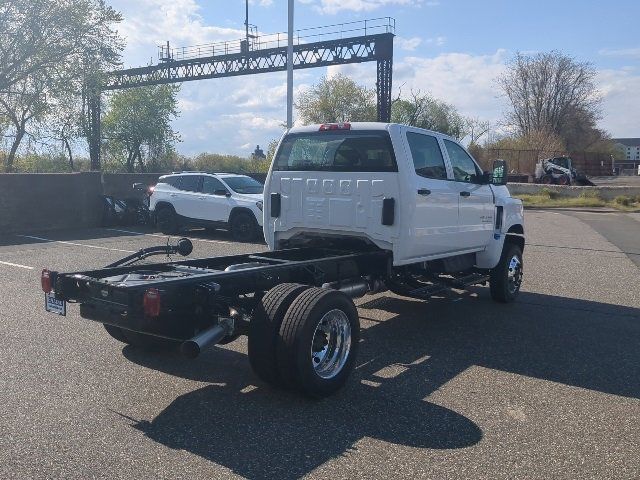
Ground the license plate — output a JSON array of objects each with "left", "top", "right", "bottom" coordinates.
[{"left": 45, "top": 292, "right": 66, "bottom": 316}]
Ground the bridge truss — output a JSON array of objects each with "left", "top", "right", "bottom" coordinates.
[{"left": 89, "top": 19, "right": 395, "bottom": 169}]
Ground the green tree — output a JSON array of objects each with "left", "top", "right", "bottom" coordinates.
[
  {"left": 295, "top": 74, "right": 377, "bottom": 124},
  {"left": 0, "top": 0, "right": 123, "bottom": 171},
  {"left": 391, "top": 90, "right": 468, "bottom": 140},
  {"left": 102, "top": 85, "right": 180, "bottom": 173}
]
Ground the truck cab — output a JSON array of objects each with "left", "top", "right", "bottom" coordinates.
[{"left": 264, "top": 122, "right": 524, "bottom": 271}]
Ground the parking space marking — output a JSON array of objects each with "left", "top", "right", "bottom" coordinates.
[
  {"left": 105, "top": 228, "right": 237, "bottom": 246},
  {"left": 0, "top": 260, "right": 34, "bottom": 270},
  {"left": 17, "top": 235, "right": 136, "bottom": 254}
]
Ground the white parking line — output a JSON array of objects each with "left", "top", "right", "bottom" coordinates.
[
  {"left": 17, "top": 235, "right": 136, "bottom": 254},
  {"left": 0, "top": 260, "right": 34, "bottom": 270},
  {"left": 105, "top": 228, "right": 236, "bottom": 245}
]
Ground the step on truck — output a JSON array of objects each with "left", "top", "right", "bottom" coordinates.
[{"left": 42, "top": 122, "right": 525, "bottom": 398}]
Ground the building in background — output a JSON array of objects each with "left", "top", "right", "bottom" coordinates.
[{"left": 613, "top": 138, "right": 640, "bottom": 160}]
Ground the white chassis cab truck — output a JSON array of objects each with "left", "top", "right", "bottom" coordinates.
[{"left": 42, "top": 122, "right": 524, "bottom": 398}]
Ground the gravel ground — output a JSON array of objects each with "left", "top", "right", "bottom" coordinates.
[{"left": 0, "top": 213, "right": 638, "bottom": 480}]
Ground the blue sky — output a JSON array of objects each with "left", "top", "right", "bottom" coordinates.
[{"left": 109, "top": 0, "right": 640, "bottom": 155}]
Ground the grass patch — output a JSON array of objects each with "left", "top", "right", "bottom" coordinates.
[{"left": 515, "top": 191, "right": 640, "bottom": 211}]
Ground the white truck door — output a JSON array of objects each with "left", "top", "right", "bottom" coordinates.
[
  {"left": 199, "top": 176, "right": 231, "bottom": 222},
  {"left": 442, "top": 139, "right": 495, "bottom": 250},
  {"left": 403, "top": 131, "right": 460, "bottom": 259}
]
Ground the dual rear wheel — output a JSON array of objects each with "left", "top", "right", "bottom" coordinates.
[{"left": 248, "top": 284, "right": 359, "bottom": 398}]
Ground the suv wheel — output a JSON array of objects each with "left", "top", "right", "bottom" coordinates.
[
  {"left": 157, "top": 206, "right": 179, "bottom": 234},
  {"left": 230, "top": 211, "right": 257, "bottom": 242}
]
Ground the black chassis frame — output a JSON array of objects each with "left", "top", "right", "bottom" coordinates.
[{"left": 52, "top": 247, "right": 391, "bottom": 341}]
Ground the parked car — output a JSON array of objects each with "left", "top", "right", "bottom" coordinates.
[{"left": 149, "top": 172, "right": 264, "bottom": 242}]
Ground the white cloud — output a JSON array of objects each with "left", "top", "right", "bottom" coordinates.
[
  {"left": 597, "top": 69, "right": 640, "bottom": 137},
  {"left": 110, "top": 0, "right": 245, "bottom": 67},
  {"left": 426, "top": 36, "right": 446, "bottom": 47},
  {"left": 303, "top": 0, "right": 424, "bottom": 15},
  {"left": 397, "top": 36, "right": 422, "bottom": 51},
  {"left": 599, "top": 47, "right": 640, "bottom": 59}
]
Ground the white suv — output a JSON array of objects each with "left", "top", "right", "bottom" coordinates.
[{"left": 149, "top": 172, "right": 264, "bottom": 242}]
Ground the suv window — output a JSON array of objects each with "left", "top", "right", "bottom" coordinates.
[
  {"left": 406, "top": 132, "right": 447, "bottom": 180},
  {"left": 274, "top": 131, "right": 397, "bottom": 172},
  {"left": 179, "top": 175, "right": 201, "bottom": 192},
  {"left": 444, "top": 140, "right": 480, "bottom": 183},
  {"left": 162, "top": 176, "right": 181, "bottom": 188},
  {"left": 202, "top": 176, "right": 226, "bottom": 195}
]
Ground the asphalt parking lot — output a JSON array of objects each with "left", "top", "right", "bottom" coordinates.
[{"left": 1, "top": 211, "right": 639, "bottom": 479}]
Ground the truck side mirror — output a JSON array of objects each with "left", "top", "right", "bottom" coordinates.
[{"left": 491, "top": 159, "right": 508, "bottom": 186}]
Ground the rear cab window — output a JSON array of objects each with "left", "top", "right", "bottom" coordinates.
[{"left": 274, "top": 130, "right": 397, "bottom": 172}]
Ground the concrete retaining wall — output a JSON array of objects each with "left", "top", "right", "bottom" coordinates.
[
  {"left": 0, "top": 172, "right": 103, "bottom": 234},
  {"left": 507, "top": 183, "right": 640, "bottom": 200},
  {"left": 0, "top": 172, "right": 270, "bottom": 234}
]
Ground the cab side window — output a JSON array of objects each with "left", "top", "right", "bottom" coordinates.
[
  {"left": 444, "top": 139, "right": 481, "bottom": 183},
  {"left": 202, "top": 176, "right": 226, "bottom": 195},
  {"left": 406, "top": 132, "right": 448, "bottom": 180}
]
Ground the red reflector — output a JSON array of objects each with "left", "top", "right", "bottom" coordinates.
[
  {"left": 319, "top": 122, "right": 351, "bottom": 131},
  {"left": 143, "top": 288, "right": 161, "bottom": 317},
  {"left": 41, "top": 269, "right": 52, "bottom": 293}
]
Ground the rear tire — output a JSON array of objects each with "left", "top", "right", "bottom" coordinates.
[
  {"left": 230, "top": 211, "right": 257, "bottom": 242},
  {"left": 157, "top": 206, "right": 180, "bottom": 235},
  {"left": 277, "top": 287, "right": 359, "bottom": 398},
  {"left": 121, "top": 330, "right": 179, "bottom": 351},
  {"left": 490, "top": 244, "right": 523, "bottom": 303},
  {"left": 103, "top": 324, "right": 128, "bottom": 343},
  {"left": 248, "top": 283, "right": 310, "bottom": 387}
]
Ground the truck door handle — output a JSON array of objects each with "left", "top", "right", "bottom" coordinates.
[
  {"left": 417, "top": 189, "right": 431, "bottom": 196},
  {"left": 169, "top": 193, "right": 177, "bottom": 197},
  {"left": 460, "top": 191, "right": 471, "bottom": 197}
]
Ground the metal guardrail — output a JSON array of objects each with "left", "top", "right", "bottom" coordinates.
[{"left": 158, "top": 17, "right": 395, "bottom": 63}]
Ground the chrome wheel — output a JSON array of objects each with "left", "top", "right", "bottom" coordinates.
[
  {"left": 507, "top": 255, "right": 523, "bottom": 294},
  {"left": 310, "top": 309, "right": 352, "bottom": 379}
]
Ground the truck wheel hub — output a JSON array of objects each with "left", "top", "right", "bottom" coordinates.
[{"left": 310, "top": 309, "right": 352, "bottom": 379}]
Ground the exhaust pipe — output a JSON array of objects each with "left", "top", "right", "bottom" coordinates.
[
  {"left": 181, "top": 324, "right": 229, "bottom": 359},
  {"left": 323, "top": 278, "right": 369, "bottom": 298}
]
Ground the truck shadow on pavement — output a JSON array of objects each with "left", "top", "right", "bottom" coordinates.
[{"left": 121, "top": 289, "right": 639, "bottom": 479}]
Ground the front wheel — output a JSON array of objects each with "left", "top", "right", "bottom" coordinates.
[
  {"left": 230, "top": 212, "right": 258, "bottom": 242},
  {"left": 490, "top": 244, "right": 523, "bottom": 303},
  {"left": 277, "top": 287, "right": 360, "bottom": 398}
]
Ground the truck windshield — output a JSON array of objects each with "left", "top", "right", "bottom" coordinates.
[
  {"left": 223, "top": 176, "right": 264, "bottom": 194},
  {"left": 274, "top": 131, "right": 397, "bottom": 172}
]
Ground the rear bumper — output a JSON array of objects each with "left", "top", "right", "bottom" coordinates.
[{"left": 79, "top": 302, "right": 193, "bottom": 341}]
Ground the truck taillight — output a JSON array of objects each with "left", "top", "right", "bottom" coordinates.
[
  {"left": 319, "top": 122, "right": 351, "bottom": 131},
  {"left": 41, "top": 269, "right": 53, "bottom": 293},
  {"left": 143, "top": 288, "right": 161, "bottom": 317}
]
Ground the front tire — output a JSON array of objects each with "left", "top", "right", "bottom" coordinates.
[
  {"left": 277, "top": 288, "right": 359, "bottom": 398},
  {"left": 490, "top": 244, "right": 523, "bottom": 303},
  {"left": 230, "top": 211, "right": 257, "bottom": 242}
]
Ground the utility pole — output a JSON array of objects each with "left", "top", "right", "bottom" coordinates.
[{"left": 286, "top": 0, "right": 294, "bottom": 129}]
